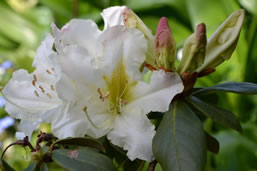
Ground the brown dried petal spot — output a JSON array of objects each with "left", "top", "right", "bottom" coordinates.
[{"left": 66, "top": 149, "right": 79, "bottom": 159}]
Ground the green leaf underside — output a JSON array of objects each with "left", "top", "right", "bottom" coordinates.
[
  {"left": 192, "top": 82, "right": 257, "bottom": 96},
  {"left": 53, "top": 137, "right": 106, "bottom": 153},
  {"left": 187, "top": 96, "right": 242, "bottom": 132},
  {"left": 1, "top": 158, "right": 15, "bottom": 171},
  {"left": 52, "top": 148, "right": 116, "bottom": 171},
  {"left": 153, "top": 101, "right": 205, "bottom": 171}
]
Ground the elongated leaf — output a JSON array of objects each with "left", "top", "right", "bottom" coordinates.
[
  {"left": 187, "top": 96, "right": 242, "bottom": 132},
  {"left": 53, "top": 137, "right": 106, "bottom": 153},
  {"left": 192, "top": 82, "right": 257, "bottom": 96},
  {"left": 153, "top": 101, "right": 205, "bottom": 171},
  {"left": 0, "top": 158, "right": 15, "bottom": 171},
  {"left": 52, "top": 148, "right": 116, "bottom": 171}
]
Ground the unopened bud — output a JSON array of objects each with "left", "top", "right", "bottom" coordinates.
[
  {"left": 123, "top": 7, "right": 153, "bottom": 41},
  {"left": 196, "top": 9, "right": 245, "bottom": 72},
  {"left": 155, "top": 17, "right": 176, "bottom": 71},
  {"left": 123, "top": 7, "right": 156, "bottom": 68},
  {"left": 178, "top": 23, "right": 207, "bottom": 74}
]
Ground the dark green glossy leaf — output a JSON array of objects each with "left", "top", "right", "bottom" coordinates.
[
  {"left": 193, "top": 82, "right": 257, "bottom": 95},
  {"left": 187, "top": 96, "right": 242, "bottom": 132},
  {"left": 53, "top": 137, "right": 106, "bottom": 153},
  {"left": 153, "top": 101, "right": 206, "bottom": 171},
  {"left": 119, "top": 159, "right": 145, "bottom": 171},
  {"left": 195, "top": 93, "right": 219, "bottom": 106},
  {"left": 104, "top": 140, "right": 145, "bottom": 170},
  {"left": 205, "top": 132, "right": 219, "bottom": 154},
  {"left": 0, "top": 158, "right": 15, "bottom": 171},
  {"left": 52, "top": 148, "right": 116, "bottom": 171}
]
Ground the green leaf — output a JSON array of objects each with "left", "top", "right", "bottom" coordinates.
[
  {"left": 24, "top": 161, "right": 37, "bottom": 171},
  {"left": 205, "top": 132, "right": 219, "bottom": 154},
  {"left": 52, "top": 148, "right": 116, "bottom": 171},
  {"left": 0, "top": 158, "right": 15, "bottom": 171},
  {"left": 53, "top": 137, "right": 106, "bottom": 153},
  {"left": 187, "top": 96, "right": 242, "bottom": 132},
  {"left": 104, "top": 141, "right": 145, "bottom": 170},
  {"left": 192, "top": 82, "right": 257, "bottom": 95},
  {"left": 214, "top": 125, "right": 257, "bottom": 171},
  {"left": 152, "top": 101, "right": 206, "bottom": 171}
]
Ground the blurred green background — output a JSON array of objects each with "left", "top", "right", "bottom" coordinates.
[{"left": 0, "top": 0, "right": 256, "bottom": 170}]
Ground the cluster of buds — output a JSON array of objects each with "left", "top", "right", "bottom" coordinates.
[{"left": 123, "top": 8, "right": 245, "bottom": 93}]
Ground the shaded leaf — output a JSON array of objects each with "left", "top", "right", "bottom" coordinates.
[
  {"left": 205, "top": 132, "right": 219, "bottom": 154},
  {"left": 104, "top": 140, "right": 145, "bottom": 170},
  {"left": 52, "top": 148, "right": 116, "bottom": 171},
  {"left": 153, "top": 101, "right": 206, "bottom": 171},
  {"left": 192, "top": 82, "right": 257, "bottom": 96},
  {"left": 0, "top": 158, "right": 15, "bottom": 171},
  {"left": 195, "top": 93, "right": 219, "bottom": 106},
  {"left": 53, "top": 137, "right": 106, "bottom": 153},
  {"left": 187, "top": 96, "right": 242, "bottom": 132}
]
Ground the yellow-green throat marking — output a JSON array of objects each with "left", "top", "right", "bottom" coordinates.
[
  {"left": 103, "top": 60, "right": 137, "bottom": 115},
  {"left": 83, "top": 60, "right": 138, "bottom": 129}
]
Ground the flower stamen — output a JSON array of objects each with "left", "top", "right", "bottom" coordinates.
[
  {"left": 46, "top": 93, "right": 52, "bottom": 99},
  {"left": 39, "top": 86, "right": 45, "bottom": 93},
  {"left": 34, "top": 90, "right": 39, "bottom": 97},
  {"left": 50, "top": 85, "right": 55, "bottom": 91},
  {"left": 46, "top": 69, "right": 52, "bottom": 75},
  {"left": 32, "top": 80, "right": 36, "bottom": 87},
  {"left": 33, "top": 75, "right": 37, "bottom": 82}
]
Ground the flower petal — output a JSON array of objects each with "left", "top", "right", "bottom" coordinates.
[
  {"left": 57, "top": 45, "right": 104, "bottom": 90},
  {"left": 101, "top": 6, "right": 126, "bottom": 30},
  {"left": 18, "top": 120, "right": 38, "bottom": 138},
  {"left": 3, "top": 69, "right": 62, "bottom": 121},
  {"left": 126, "top": 71, "right": 184, "bottom": 114},
  {"left": 32, "top": 34, "right": 55, "bottom": 68},
  {"left": 107, "top": 108, "right": 155, "bottom": 161},
  {"left": 52, "top": 19, "right": 102, "bottom": 57},
  {"left": 99, "top": 26, "right": 147, "bottom": 80},
  {"left": 50, "top": 103, "right": 89, "bottom": 138},
  {"left": 85, "top": 96, "right": 114, "bottom": 138}
]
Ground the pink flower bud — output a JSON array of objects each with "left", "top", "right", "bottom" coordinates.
[{"left": 155, "top": 17, "right": 176, "bottom": 71}]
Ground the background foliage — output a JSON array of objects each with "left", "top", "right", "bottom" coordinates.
[{"left": 0, "top": 0, "right": 256, "bottom": 170}]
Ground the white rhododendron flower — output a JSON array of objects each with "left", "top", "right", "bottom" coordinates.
[
  {"left": 2, "top": 6, "right": 184, "bottom": 161},
  {"left": 2, "top": 34, "right": 63, "bottom": 137}
]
